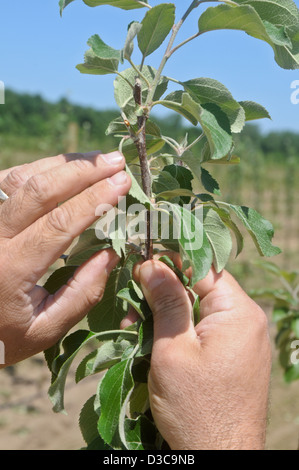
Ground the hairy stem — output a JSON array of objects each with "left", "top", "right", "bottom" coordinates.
[
  {"left": 133, "top": 78, "right": 153, "bottom": 260},
  {"left": 128, "top": 58, "right": 151, "bottom": 88},
  {"left": 145, "top": 0, "right": 201, "bottom": 107},
  {"left": 135, "top": 0, "right": 152, "bottom": 8},
  {"left": 169, "top": 32, "right": 202, "bottom": 58}
]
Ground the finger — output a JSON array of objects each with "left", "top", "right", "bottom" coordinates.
[
  {"left": 0, "top": 151, "right": 125, "bottom": 238},
  {"left": 0, "top": 151, "right": 100, "bottom": 196},
  {"left": 193, "top": 268, "right": 246, "bottom": 320},
  {"left": 120, "top": 307, "right": 140, "bottom": 330},
  {"left": 133, "top": 251, "right": 191, "bottom": 283},
  {"left": 10, "top": 170, "right": 131, "bottom": 287},
  {"left": 139, "top": 260, "right": 195, "bottom": 342},
  {"left": 25, "top": 249, "right": 120, "bottom": 356},
  {"left": 0, "top": 165, "right": 22, "bottom": 182}
]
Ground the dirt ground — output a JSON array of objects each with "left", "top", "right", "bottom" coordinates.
[{"left": 0, "top": 322, "right": 299, "bottom": 451}]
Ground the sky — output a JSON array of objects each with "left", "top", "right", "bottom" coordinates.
[{"left": 1, "top": 0, "right": 299, "bottom": 133}]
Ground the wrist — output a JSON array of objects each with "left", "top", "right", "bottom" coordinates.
[{"left": 168, "top": 414, "right": 267, "bottom": 450}]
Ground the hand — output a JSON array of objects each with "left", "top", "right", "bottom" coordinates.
[
  {"left": 123, "top": 257, "right": 271, "bottom": 450},
  {"left": 0, "top": 151, "right": 131, "bottom": 367}
]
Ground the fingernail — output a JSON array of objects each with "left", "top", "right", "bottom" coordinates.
[
  {"left": 108, "top": 171, "right": 128, "bottom": 186},
  {"left": 102, "top": 151, "right": 123, "bottom": 165},
  {"left": 140, "top": 262, "right": 166, "bottom": 290}
]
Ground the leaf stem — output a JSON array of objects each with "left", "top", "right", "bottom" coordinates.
[
  {"left": 145, "top": 0, "right": 202, "bottom": 107},
  {"left": 135, "top": 0, "right": 152, "bottom": 9},
  {"left": 184, "top": 132, "right": 205, "bottom": 152},
  {"left": 169, "top": 32, "right": 202, "bottom": 58},
  {"left": 161, "top": 135, "right": 181, "bottom": 153},
  {"left": 128, "top": 58, "right": 151, "bottom": 88},
  {"left": 115, "top": 71, "right": 135, "bottom": 90}
]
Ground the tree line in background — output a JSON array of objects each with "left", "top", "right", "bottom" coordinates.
[{"left": 1, "top": 89, "right": 299, "bottom": 162}]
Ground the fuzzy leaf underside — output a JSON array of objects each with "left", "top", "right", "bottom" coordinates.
[
  {"left": 198, "top": 3, "right": 299, "bottom": 70},
  {"left": 159, "top": 91, "right": 232, "bottom": 160}
]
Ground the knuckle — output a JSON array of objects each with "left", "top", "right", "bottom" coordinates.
[
  {"left": 154, "top": 293, "right": 186, "bottom": 317},
  {"left": 25, "top": 174, "right": 50, "bottom": 203},
  {"left": 46, "top": 206, "right": 72, "bottom": 235},
  {"left": 84, "top": 286, "right": 105, "bottom": 308},
  {"left": 4, "top": 166, "right": 29, "bottom": 190},
  {"left": 72, "top": 157, "right": 91, "bottom": 173},
  {"left": 69, "top": 275, "right": 105, "bottom": 309},
  {"left": 252, "top": 305, "right": 268, "bottom": 332},
  {"left": 84, "top": 186, "right": 100, "bottom": 207}
]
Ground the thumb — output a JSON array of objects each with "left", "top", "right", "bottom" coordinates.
[{"left": 139, "top": 260, "right": 194, "bottom": 342}]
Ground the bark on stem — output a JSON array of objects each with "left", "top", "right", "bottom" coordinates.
[{"left": 133, "top": 78, "right": 153, "bottom": 260}]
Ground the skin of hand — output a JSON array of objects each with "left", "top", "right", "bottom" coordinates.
[
  {"left": 121, "top": 256, "right": 272, "bottom": 451},
  {"left": 0, "top": 151, "right": 131, "bottom": 368}
]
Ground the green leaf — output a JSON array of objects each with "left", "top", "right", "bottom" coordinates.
[
  {"left": 159, "top": 91, "right": 198, "bottom": 126},
  {"left": 79, "top": 395, "right": 100, "bottom": 445},
  {"left": 159, "top": 255, "right": 189, "bottom": 286},
  {"left": 157, "top": 188, "right": 195, "bottom": 201},
  {"left": 44, "top": 266, "right": 78, "bottom": 294},
  {"left": 75, "top": 338, "right": 133, "bottom": 383},
  {"left": 164, "top": 202, "right": 213, "bottom": 286},
  {"left": 198, "top": 3, "right": 299, "bottom": 70},
  {"left": 84, "top": 0, "right": 148, "bottom": 9},
  {"left": 48, "top": 329, "right": 137, "bottom": 413},
  {"left": 88, "top": 34, "right": 121, "bottom": 61},
  {"left": 87, "top": 258, "right": 136, "bottom": 333},
  {"left": 212, "top": 206, "right": 244, "bottom": 257},
  {"left": 123, "top": 22, "right": 142, "bottom": 60},
  {"left": 183, "top": 77, "right": 246, "bottom": 133},
  {"left": 200, "top": 167, "right": 221, "bottom": 195},
  {"left": 97, "top": 358, "right": 134, "bottom": 448},
  {"left": 124, "top": 416, "right": 157, "bottom": 450},
  {"left": 250, "top": 288, "right": 294, "bottom": 305},
  {"left": 109, "top": 214, "right": 126, "bottom": 258},
  {"left": 66, "top": 229, "right": 111, "bottom": 266},
  {"left": 117, "top": 280, "right": 151, "bottom": 320},
  {"left": 192, "top": 292, "right": 200, "bottom": 325},
  {"left": 129, "top": 383, "right": 149, "bottom": 417},
  {"left": 121, "top": 136, "right": 165, "bottom": 161},
  {"left": 159, "top": 91, "right": 232, "bottom": 160},
  {"left": 239, "top": 101, "right": 271, "bottom": 121},
  {"left": 114, "top": 66, "right": 168, "bottom": 123},
  {"left": 59, "top": 0, "right": 76, "bottom": 15},
  {"left": 163, "top": 164, "right": 194, "bottom": 204},
  {"left": 273, "top": 307, "right": 291, "bottom": 323},
  {"left": 204, "top": 154, "right": 241, "bottom": 165},
  {"left": 181, "top": 150, "right": 201, "bottom": 182},
  {"left": 291, "top": 318, "right": 299, "bottom": 338},
  {"left": 77, "top": 49, "right": 119, "bottom": 75},
  {"left": 136, "top": 315, "right": 154, "bottom": 357},
  {"left": 138, "top": 4, "right": 175, "bottom": 58},
  {"left": 106, "top": 116, "right": 162, "bottom": 139},
  {"left": 152, "top": 170, "right": 180, "bottom": 202},
  {"left": 285, "top": 363, "right": 299, "bottom": 383},
  {"left": 235, "top": 0, "right": 299, "bottom": 31},
  {"left": 254, "top": 260, "right": 299, "bottom": 285},
  {"left": 230, "top": 205, "right": 281, "bottom": 257},
  {"left": 204, "top": 208, "right": 232, "bottom": 273},
  {"left": 126, "top": 164, "right": 152, "bottom": 207}
]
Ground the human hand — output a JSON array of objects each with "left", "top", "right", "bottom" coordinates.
[
  {"left": 0, "top": 151, "right": 131, "bottom": 367},
  {"left": 122, "top": 257, "right": 271, "bottom": 450}
]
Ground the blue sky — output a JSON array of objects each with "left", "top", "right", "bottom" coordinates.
[{"left": 1, "top": 0, "right": 299, "bottom": 133}]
